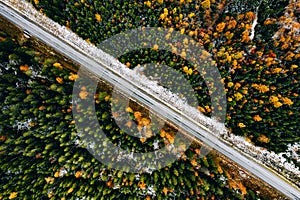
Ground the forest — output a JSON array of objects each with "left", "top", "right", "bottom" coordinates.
[
  {"left": 28, "top": 0, "right": 299, "bottom": 156},
  {"left": 0, "top": 30, "right": 265, "bottom": 199},
  {"left": 0, "top": 0, "right": 299, "bottom": 199}
]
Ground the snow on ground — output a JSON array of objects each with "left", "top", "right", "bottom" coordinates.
[{"left": 3, "top": 0, "right": 299, "bottom": 183}]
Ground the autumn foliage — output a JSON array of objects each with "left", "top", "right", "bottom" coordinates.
[{"left": 1, "top": 0, "right": 299, "bottom": 199}]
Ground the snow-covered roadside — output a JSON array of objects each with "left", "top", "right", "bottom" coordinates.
[
  {"left": 223, "top": 134, "right": 300, "bottom": 182},
  {"left": 2, "top": 0, "right": 299, "bottom": 184}
]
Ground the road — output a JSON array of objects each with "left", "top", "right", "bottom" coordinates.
[{"left": 0, "top": 1, "right": 299, "bottom": 199}]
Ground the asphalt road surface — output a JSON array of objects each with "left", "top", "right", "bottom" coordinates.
[{"left": 1, "top": 2, "right": 299, "bottom": 199}]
